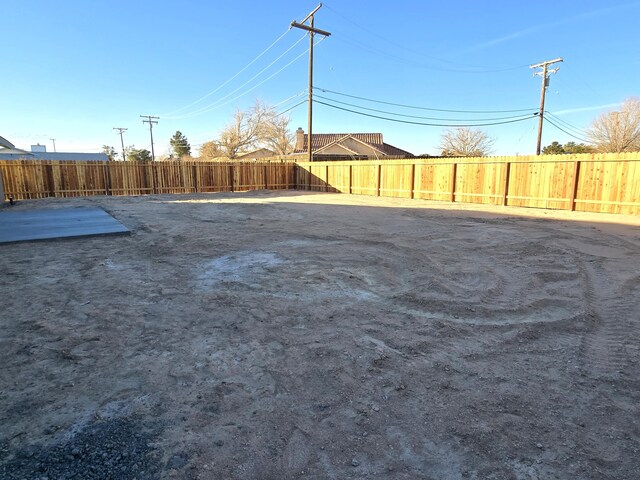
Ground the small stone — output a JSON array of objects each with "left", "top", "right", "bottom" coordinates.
[
  {"left": 536, "top": 443, "right": 543, "bottom": 449},
  {"left": 372, "top": 406, "right": 380, "bottom": 412},
  {"left": 351, "top": 459, "right": 360, "bottom": 467},
  {"left": 166, "top": 453, "right": 188, "bottom": 470},
  {"left": 215, "top": 439, "right": 224, "bottom": 447}
]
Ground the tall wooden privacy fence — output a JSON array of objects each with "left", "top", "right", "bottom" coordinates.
[
  {"left": 1, "top": 154, "right": 639, "bottom": 215},
  {"left": 0, "top": 161, "right": 296, "bottom": 199},
  {"left": 296, "top": 153, "right": 640, "bottom": 215}
]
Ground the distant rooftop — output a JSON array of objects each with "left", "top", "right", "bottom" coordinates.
[{"left": 0, "top": 136, "right": 108, "bottom": 161}]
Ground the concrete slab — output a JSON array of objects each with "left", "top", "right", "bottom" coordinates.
[{"left": 0, "top": 207, "right": 130, "bottom": 244}]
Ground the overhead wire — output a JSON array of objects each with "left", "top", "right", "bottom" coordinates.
[
  {"left": 278, "top": 100, "right": 306, "bottom": 116},
  {"left": 314, "top": 94, "right": 538, "bottom": 122},
  {"left": 164, "top": 33, "right": 309, "bottom": 119},
  {"left": 160, "top": 28, "right": 293, "bottom": 116},
  {"left": 545, "top": 111, "right": 590, "bottom": 137},
  {"left": 543, "top": 116, "right": 591, "bottom": 143},
  {"left": 314, "top": 99, "right": 538, "bottom": 127},
  {"left": 317, "top": 87, "right": 537, "bottom": 113}
]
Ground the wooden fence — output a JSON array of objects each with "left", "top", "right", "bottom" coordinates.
[
  {"left": 2, "top": 154, "right": 639, "bottom": 215},
  {"left": 0, "top": 161, "right": 296, "bottom": 199},
  {"left": 295, "top": 153, "right": 640, "bottom": 215}
]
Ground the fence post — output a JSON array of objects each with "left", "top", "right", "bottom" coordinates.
[
  {"left": 349, "top": 164, "right": 353, "bottom": 194},
  {"left": 229, "top": 164, "right": 235, "bottom": 192},
  {"left": 46, "top": 163, "right": 56, "bottom": 197},
  {"left": 377, "top": 163, "right": 382, "bottom": 196},
  {"left": 325, "top": 165, "right": 329, "bottom": 192},
  {"left": 409, "top": 163, "right": 415, "bottom": 199},
  {"left": 264, "top": 165, "right": 269, "bottom": 189},
  {"left": 103, "top": 162, "right": 112, "bottom": 196},
  {"left": 502, "top": 161, "right": 511, "bottom": 206},
  {"left": 570, "top": 160, "right": 581, "bottom": 211},
  {"left": 308, "top": 165, "right": 312, "bottom": 191},
  {"left": 450, "top": 162, "right": 457, "bottom": 202},
  {"left": 192, "top": 164, "right": 199, "bottom": 193}
]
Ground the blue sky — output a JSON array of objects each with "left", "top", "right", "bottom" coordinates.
[{"left": 2, "top": 0, "right": 639, "bottom": 157}]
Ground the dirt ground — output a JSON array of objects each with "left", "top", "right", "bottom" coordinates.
[{"left": 1, "top": 190, "right": 639, "bottom": 480}]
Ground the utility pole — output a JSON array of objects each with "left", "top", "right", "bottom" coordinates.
[
  {"left": 140, "top": 115, "right": 159, "bottom": 162},
  {"left": 530, "top": 57, "right": 563, "bottom": 155},
  {"left": 49, "top": 138, "right": 56, "bottom": 152},
  {"left": 113, "top": 127, "right": 128, "bottom": 161},
  {"left": 291, "top": 4, "right": 331, "bottom": 162}
]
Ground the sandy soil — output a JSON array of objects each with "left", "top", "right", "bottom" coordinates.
[{"left": 1, "top": 191, "right": 639, "bottom": 479}]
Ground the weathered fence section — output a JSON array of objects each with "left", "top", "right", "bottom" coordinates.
[
  {"left": 0, "top": 161, "right": 296, "bottom": 200},
  {"left": 296, "top": 153, "right": 640, "bottom": 215}
]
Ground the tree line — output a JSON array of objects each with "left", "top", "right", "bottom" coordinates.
[{"left": 103, "top": 97, "right": 640, "bottom": 161}]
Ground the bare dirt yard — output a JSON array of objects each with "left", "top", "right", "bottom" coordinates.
[{"left": 1, "top": 190, "right": 639, "bottom": 480}]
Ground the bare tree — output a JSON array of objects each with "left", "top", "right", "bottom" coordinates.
[
  {"left": 261, "top": 114, "right": 294, "bottom": 155},
  {"left": 587, "top": 97, "right": 640, "bottom": 153},
  {"left": 198, "top": 141, "right": 224, "bottom": 160},
  {"left": 214, "top": 100, "right": 294, "bottom": 159},
  {"left": 439, "top": 127, "right": 494, "bottom": 157},
  {"left": 217, "top": 100, "right": 275, "bottom": 159}
]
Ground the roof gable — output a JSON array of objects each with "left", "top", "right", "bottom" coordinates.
[
  {"left": 316, "top": 134, "right": 387, "bottom": 157},
  {"left": 294, "top": 132, "right": 412, "bottom": 157}
]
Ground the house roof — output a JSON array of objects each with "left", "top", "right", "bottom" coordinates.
[
  {"left": 236, "top": 148, "right": 276, "bottom": 159},
  {"left": 0, "top": 135, "right": 16, "bottom": 149},
  {"left": 0, "top": 152, "right": 109, "bottom": 161},
  {"left": 294, "top": 132, "right": 413, "bottom": 157}
]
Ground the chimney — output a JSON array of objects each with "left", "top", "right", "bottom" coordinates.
[
  {"left": 31, "top": 143, "right": 47, "bottom": 153},
  {"left": 295, "top": 127, "right": 305, "bottom": 152}
]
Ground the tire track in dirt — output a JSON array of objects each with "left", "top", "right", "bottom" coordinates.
[{"left": 577, "top": 258, "right": 639, "bottom": 379}]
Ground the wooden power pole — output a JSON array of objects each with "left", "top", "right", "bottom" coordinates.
[
  {"left": 140, "top": 115, "right": 159, "bottom": 162},
  {"left": 530, "top": 57, "right": 563, "bottom": 155},
  {"left": 291, "top": 4, "right": 331, "bottom": 162},
  {"left": 113, "top": 127, "right": 128, "bottom": 161}
]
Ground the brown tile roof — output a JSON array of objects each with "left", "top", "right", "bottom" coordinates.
[
  {"left": 299, "top": 133, "right": 382, "bottom": 151},
  {"left": 294, "top": 133, "right": 412, "bottom": 157}
]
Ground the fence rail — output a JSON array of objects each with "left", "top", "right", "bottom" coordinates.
[
  {"left": 1, "top": 153, "right": 639, "bottom": 215},
  {"left": 295, "top": 152, "right": 640, "bottom": 215},
  {"left": 0, "top": 161, "right": 296, "bottom": 200}
]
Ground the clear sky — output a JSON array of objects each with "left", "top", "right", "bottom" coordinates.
[{"left": 3, "top": 0, "right": 639, "bottom": 157}]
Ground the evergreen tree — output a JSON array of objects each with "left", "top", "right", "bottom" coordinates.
[{"left": 170, "top": 131, "right": 191, "bottom": 159}]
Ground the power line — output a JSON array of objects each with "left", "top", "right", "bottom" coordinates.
[
  {"left": 314, "top": 99, "right": 538, "bottom": 127},
  {"left": 314, "top": 94, "right": 538, "bottom": 122},
  {"left": 165, "top": 35, "right": 312, "bottom": 120},
  {"left": 545, "top": 112, "right": 589, "bottom": 137},
  {"left": 317, "top": 87, "right": 536, "bottom": 113},
  {"left": 160, "top": 28, "right": 293, "bottom": 116},
  {"left": 544, "top": 117, "right": 591, "bottom": 143},
  {"left": 278, "top": 100, "right": 307, "bottom": 116}
]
